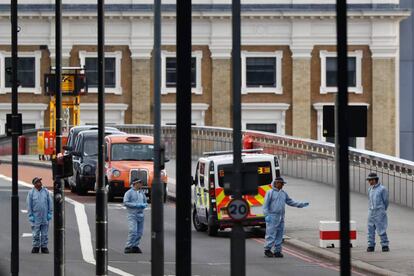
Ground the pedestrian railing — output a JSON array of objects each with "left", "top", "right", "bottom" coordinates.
[{"left": 0, "top": 124, "right": 413, "bottom": 208}]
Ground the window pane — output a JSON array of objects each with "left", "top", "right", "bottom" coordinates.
[
  {"left": 165, "top": 57, "right": 196, "bottom": 88},
  {"left": 326, "top": 57, "right": 337, "bottom": 87},
  {"left": 246, "top": 57, "right": 276, "bottom": 87},
  {"left": 85, "top": 57, "right": 116, "bottom": 88},
  {"left": 166, "top": 58, "right": 176, "bottom": 87},
  {"left": 325, "top": 57, "right": 357, "bottom": 88},
  {"left": 5, "top": 57, "right": 35, "bottom": 88},
  {"left": 246, "top": 123, "right": 277, "bottom": 134},
  {"left": 347, "top": 57, "right": 356, "bottom": 87}
]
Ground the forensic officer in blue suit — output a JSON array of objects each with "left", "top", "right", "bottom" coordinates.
[
  {"left": 123, "top": 178, "right": 148, "bottom": 254},
  {"left": 26, "top": 177, "right": 53, "bottom": 254},
  {"left": 366, "top": 172, "right": 389, "bottom": 252},
  {"left": 263, "top": 177, "right": 309, "bottom": 258}
]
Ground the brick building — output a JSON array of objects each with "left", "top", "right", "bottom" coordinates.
[{"left": 0, "top": 0, "right": 409, "bottom": 156}]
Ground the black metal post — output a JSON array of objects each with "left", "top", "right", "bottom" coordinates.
[
  {"left": 10, "top": 1, "right": 19, "bottom": 275},
  {"left": 231, "top": 0, "right": 245, "bottom": 275},
  {"left": 96, "top": 0, "right": 108, "bottom": 275},
  {"left": 176, "top": 0, "right": 192, "bottom": 275},
  {"left": 54, "top": 1, "right": 65, "bottom": 275},
  {"left": 152, "top": 0, "right": 164, "bottom": 275},
  {"left": 335, "top": 0, "right": 351, "bottom": 275}
]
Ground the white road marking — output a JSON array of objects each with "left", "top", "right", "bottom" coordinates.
[
  {"left": 22, "top": 233, "right": 32, "bottom": 237},
  {"left": 0, "top": 174, "right": 134, "bottom": 276},
  {"left": 21, "top": 209, "right": 28, "bottom": 213}
]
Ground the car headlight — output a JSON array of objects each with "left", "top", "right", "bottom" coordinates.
[
  {"left": 83, "top": 165, "right": 92, "bottom": 174},
  {"left": 112, "top": 169, "right": 121, "bottom": 178}
]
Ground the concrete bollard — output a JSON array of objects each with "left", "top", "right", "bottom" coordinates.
[{"left": 319, "top": 220, "right": 357, "bottom": 248}]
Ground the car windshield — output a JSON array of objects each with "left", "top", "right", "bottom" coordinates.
[
  {"left": 111, "top": 143, "right": 154, "bottom": 161},
  {"left": 83, "top": 137, "right": 98, "bottom": 157}
]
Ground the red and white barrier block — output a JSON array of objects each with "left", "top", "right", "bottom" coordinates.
[{"left": 319, "top": 220, "right": 357, "bottom": 248}]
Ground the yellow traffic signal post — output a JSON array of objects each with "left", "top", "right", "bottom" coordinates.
[{"left": 38, "top": 67, "right": 87, "bottom": 159}]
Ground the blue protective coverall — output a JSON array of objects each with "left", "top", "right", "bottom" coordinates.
[
  {"left": 367, "top": 183, "right": 389, "bottom": 247},
  {"left": 26, "top": 187, "right": 52, "bottom": 248},
  {"left": 263, "top": 188, "right": 308, "bottom": 253},
  {"left": 123, "top": 188, "right": 147, "bottom": 248}
]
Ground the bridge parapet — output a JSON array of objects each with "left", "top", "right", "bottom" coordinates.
[{"left": 1, "top": 125, "right": 413, "bottom": 208}]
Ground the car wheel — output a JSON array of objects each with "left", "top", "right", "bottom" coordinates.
[
  {"left": 207, "top": 223, "right": 218, "bottom": 236},
  {"left": 76, "top": 174, "right": 87, "bottom": 196},
  {"left": 192, "top": 208, "right": 207, "bottom": 232},
  {"left": 163, "top": 184, "right": 167, "bottom": 203},
  {"left": 107, "top": 184, "right": 114, "bottom": 202},
  {"left": 69, "top": 182, "right": 76, "bottom": 193}
]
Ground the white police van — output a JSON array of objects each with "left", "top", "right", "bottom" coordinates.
[{"left": 192, "top": 149, "right": 280, "bottom": 236}]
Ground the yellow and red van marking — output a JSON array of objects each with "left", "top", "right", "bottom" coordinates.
[{"left": 215, "top": 184, "right": 273, "bottom": 220}]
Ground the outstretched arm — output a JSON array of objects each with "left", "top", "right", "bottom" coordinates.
[{"left": 285, "top": 192, "right": 309, "bottom": 208}]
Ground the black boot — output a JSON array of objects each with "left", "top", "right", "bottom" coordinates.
[
  {"left": 31, "top": 247, "right": 40, "bottom": 254},
  {"left": 264, "top": 249, "right": 274, "bottom": 258},
  {"left": 382, "top": 246, "right": 390, "bottom": 252},
  {"left": 131, "top": 247, "right": 142, "bottom": 253},
  {"left": 274, "top": 252, "right": 284, "bottom": 258},
  {"left": 366, "top": 246, "right": 375, "bottom": 252},
  {"left": 41, "top": 247, "right": 49, "bottom": 254},
  {"left": 124, "top": 247, "right": 133, "bottom": 254}
]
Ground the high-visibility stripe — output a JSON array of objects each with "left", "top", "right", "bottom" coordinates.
[
  {"left": 258, "top": 187, "right": 267, "bottom": 198},
  {"left": 319, "top": 230, "right": 357, "bottom": 240},
  {"left": 246, "top": 195, "right": 261, "bottom": 206}
]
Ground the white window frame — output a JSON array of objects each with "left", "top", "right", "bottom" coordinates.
[
  {"left": 242, "top": 103, "right": 290, "bottom": 135},
  {"left": 241, "top": 51, "right": 283, "bottom": 94},
  {"left": 161, "top": 50, "right": 203, "bottom": 95},
  {"left": 319, "top": 50, "right": 363, "bottom": 94},
  {"left": 79, "top": 51, "right": 123, "bottom": 95},
  {"left": 160, "top": 103, "right": 209, "bottom": 126},
  {"left": 313, "top": 102, "right": 369, "bottom": 149},
  {"left": 0, "top": 51, "right": 42, "bottom": 94}
]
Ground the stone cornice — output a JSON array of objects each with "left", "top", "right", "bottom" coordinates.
[
  {"left": 291, "top": 46, "right": 313, "bottom": 59},
  {"left": 130, "top": 48, "right": 152, "bottom": 59},
  {"left": 0, "top": 4, "right": 410, "bottom": 20},
  {"left": 370, "top": 47, "right": 398, "bottom": 58},
  {"left": 210, "top": 47, "right": 231, "bottom": 59}
]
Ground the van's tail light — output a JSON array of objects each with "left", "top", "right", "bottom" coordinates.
[{"left": 209, "top": 161, "right": 217, "bottom": 216}]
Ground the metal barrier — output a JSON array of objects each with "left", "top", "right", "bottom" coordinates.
[{"left": 0, "top": 125, "right": 413, "bottom": 208}]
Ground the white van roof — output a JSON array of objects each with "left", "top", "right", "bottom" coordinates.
[{"left": 201, "top": 153, "right": 275, "bottom": 165}]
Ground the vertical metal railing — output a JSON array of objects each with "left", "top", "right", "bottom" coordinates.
[
  {"left": 152, "top": 0, "right": 164, "bottom": 274},
  {"left": 10, "top": 1, "right": 19, "bottom": 275},
  {"left": 54, "top": 1, "right": 65, "bottom": 274},
  {"left": 176, "top": 0, "right": 192, "bottom": 274},
  {"left": 96, "top": 0, "right": 108, "bottom": 275}
]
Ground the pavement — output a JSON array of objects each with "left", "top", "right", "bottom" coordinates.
[{"left": 1, "top": 155, "right": 413, "bottom": 276}]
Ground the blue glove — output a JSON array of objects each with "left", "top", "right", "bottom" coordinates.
[
  {"left": 302, "top": 202, "right": 309, "bottom": 208},
  {"left": 136, "top": 203, "right": 147, "bottom": 209},
  {"left": 28, "top": 215, "right": 35, "bottom": 223},
  {"left": 47, "top": 213, "right": 52, "bottom": 221},
  {"left": 265, "top": 216, "right": 271, "bottom": 223}
]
